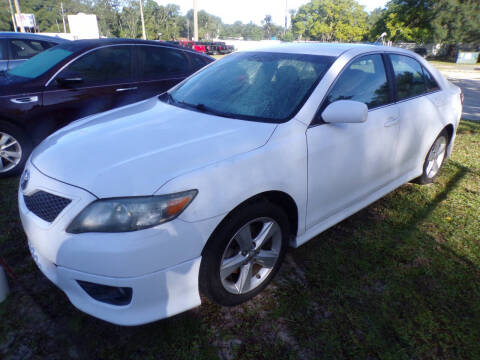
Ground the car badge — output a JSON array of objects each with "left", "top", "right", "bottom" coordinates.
[{"left": 21, "top": 169, "right": 30, "bottom": 191}]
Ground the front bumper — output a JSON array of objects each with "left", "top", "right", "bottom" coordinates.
[
  {"left": 28, "top": 239, "right": 201, "bottom": 325},
  {"left": 18, "top": 162, "right": 222, "bottom": 325}
]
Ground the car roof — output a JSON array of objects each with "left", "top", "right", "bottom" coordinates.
[
  {"left": 249, "top": 42, "right": 403, "bottom": 57},
  {"left": 0, "top": 32, "right": 69, "bottom": 43},
  {"left": 66, "top": 38, "right": 183, "bottom": 49},
  {"left": 55, "top": 38, "right": 213, "bottom": 58}
]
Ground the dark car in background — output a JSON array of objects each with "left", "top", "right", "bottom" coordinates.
[
  {"left": 0, "top": 32, "right": 69, "bottom": 72},
  {"left": 0, "top": 38, "right": 214, "bottom": 176}
]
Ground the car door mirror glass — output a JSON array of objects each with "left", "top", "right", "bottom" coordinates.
[{"left": 321, "top": 100, "right": 368, "bottom": 124}]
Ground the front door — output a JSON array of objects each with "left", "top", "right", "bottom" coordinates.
[
  {"left": 306, "top": 54, "right": 400, "bottom": 229},
  {"left": 43, "top": 45, "right": 137, "bottom": 132}
]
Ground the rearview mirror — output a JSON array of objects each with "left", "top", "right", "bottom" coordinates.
[
  {"left": 57, "top": 76, "right": 84, "bottom": 87},
  {"left": 321, "top": 100, "right": 368, "bottom": 124}
]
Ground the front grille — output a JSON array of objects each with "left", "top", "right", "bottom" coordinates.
[{"left": 24, "top": 191, "right": 71, "bottom": 223}]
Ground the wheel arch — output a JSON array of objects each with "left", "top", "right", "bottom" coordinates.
[
  {"left": 201, "top": 190, "right": 299, "bottom": 256},
  {"left": 443, "top": 123, "right": 454, "bottom": 144}
]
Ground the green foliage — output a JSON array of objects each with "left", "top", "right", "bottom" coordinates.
[
  {"left": 0, "top": 1, "right": 298, "bottom": 42},
  {"left": 369, "top": 0, "right": 480, "bottom": 44},
  {"left": 291, "top": 0, "right": 368, "bottom": 42}
]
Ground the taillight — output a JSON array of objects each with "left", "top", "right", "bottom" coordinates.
[{"left": 460, "top": 91, "right": 464, "bottom": 105}]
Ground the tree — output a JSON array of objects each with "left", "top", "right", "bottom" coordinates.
[
  {"left": 370, "top": 0, "right": 480, "bottom": 44},
  {"left": 291, "top": 0, "right": 368, "bottom": 42},
  {"left": 93, "top": 0, "right": 121, "bottom": 37},
  {"left": 262, "top": 14, "right": 272, "bottom": 39}
]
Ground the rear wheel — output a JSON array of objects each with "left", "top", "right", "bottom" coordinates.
[
  {"left": 415, "top": 130, "right": 448, "bottom": 185},
  {"left": 0, "top": 121, "right": 32, "bottom": 178},
  {"left": 199, "top": 199, "right": 289, "bottom": 306}
]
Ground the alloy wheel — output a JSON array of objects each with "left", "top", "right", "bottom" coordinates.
[
  {"left": 220, "top": 217, "right": 282, "bottom": 295},
  {"left": 0, "top": 132, "right": 22, "bottom": 173},
  {"left": 426, "top": 136, "right": 447, "bottom": 179}
]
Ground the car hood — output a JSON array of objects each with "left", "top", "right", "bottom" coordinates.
[{"left": 31, "top": 97, "right": 277, "bottom": 198}]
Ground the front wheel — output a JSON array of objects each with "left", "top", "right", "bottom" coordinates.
[
  {"left": 0, "top": 121, "right": 32, "bottom": 178},
  {"left": 415, "top": 130, "right": 448, "bottom": 185},
  {"left": 199, "top": 199, "right": 290, "bottom": 306}
]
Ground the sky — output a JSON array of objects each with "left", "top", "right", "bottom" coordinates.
[{"left": 155, "top": 0, "right": 388, "bottom": 25}]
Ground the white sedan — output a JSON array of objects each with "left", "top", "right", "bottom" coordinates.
[{"left": 19, "top": 43, "right": 462, "bottom": 325}]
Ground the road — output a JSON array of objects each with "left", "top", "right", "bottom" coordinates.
[{"left": 432, "top": 62, "right": 480, "bottom": 121}]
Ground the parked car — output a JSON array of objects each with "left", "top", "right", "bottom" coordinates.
[
  {"left": 213, "top": 41, "right": 233, "bottom": 54},
  {"left": 0, "top": 32, "right": 69, "bottom": 72},
  {"left": 192, "top": 42, "right": 207, "bottom": 54},
  {"left": 0, "top": 38, "right": 214, "bottom": 176},
  {"left": 19, "top": 43, "right": 462, "bottom": 325}
]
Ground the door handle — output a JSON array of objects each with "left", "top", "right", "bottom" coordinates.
[
  {"left": 115, "top": 87, "right": 138, "bottom": 92},
  {"left": 384, "top": 117, "right": 399, "bottom": 127},
  {"left": 10, "top": 96, "right": 38, "bottom": 104}
]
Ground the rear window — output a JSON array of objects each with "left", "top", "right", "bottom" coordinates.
[
  {"left": 138, "top": 46, "right": 189, "bottom": 80},
  {"left": 190, "top": 54, "right": 211, "bottom": 72},
  {"left": 423, "top": 66, "right": 440, "bottom": 92},
  {"left": 390, "top": 54, "right": 426, "bottom": 100}
]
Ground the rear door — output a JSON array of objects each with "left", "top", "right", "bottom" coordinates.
[
  {"left": 388, "top": 54, "right": 444, "bottom": 175},
  {"left": 43, "top": 45, "right": 136, "bottom": 131},
  {"left": 136, "top": 45, "right": 190, "bottom": 99}
]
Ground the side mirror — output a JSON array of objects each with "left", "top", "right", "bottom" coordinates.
[
  {"left": 321, "top": 100, "right": 368, "bottom": 124},
  {"left": 57, "top": 75, "right": 83, "bottom": 87}
]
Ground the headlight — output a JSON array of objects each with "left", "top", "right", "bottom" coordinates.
[{"left": 66, "top": 190, "right": 197, "bottom": 233}]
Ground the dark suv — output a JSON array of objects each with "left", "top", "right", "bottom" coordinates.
[{"left": 0, "top": 39, "right": 214, "bottom": 176}]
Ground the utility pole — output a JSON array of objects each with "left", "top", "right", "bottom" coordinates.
[
  {"left": 187, "top": 18, "right": 190, "bottom": 40},
  {"left": 60, "top": 2, "right": 67, "bottom": 33},
  {"left": 193, "top": 0, "right": 198, "bottom": 41},
  {"left": 139, "top": 0, "right": 146, "bottom": 40},
  {"left": 7, "top": 0, "right": 17, "bottom": 32},
  {"left": 13, "top": 0, "right": 24, "bottom": 32},
  {"left": 284, "top": 0, "right": 288, "bottom": 35}
]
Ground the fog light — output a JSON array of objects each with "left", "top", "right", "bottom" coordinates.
[{"left": 77, "top": 280, "right": 132, "bottom": 306}]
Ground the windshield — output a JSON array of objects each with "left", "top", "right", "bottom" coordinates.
[
  {"left": 6, "top": 45, "right": 74, "bottom": 79},
  {"left": 168, "top": 51, "right": 335, "bottom": 123}
]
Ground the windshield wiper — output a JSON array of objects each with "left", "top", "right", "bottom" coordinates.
[{"left": 186, "top": 102, "right": 237, "bottom": 119}]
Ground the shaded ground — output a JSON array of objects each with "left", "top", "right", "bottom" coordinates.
[{"left": 1, "top": 120, "right": 480, "bottom": 359}]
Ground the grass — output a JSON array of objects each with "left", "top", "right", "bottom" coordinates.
[{"left": 0, "top": 120, "right": 479, "bottom": 359}]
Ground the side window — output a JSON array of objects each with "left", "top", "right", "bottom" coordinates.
[
  {"left": 9, "top": 39, "right": 51, "bottom": 59},
  {"left": 138, "top": 46, "right": 189, "bottom": 80},
  {"left": 422, "top": 66, "right": 440, "bottom": 92},
  {"left": 390, "top": 54, "right": 426, "bottom": 100},
  {"left": 60, "top": 46, "right": 132, "bottom": 86},
  {"left": 0, "top": 40, "right": 7, "bottom": 60},
  {"left": 326, "top": 54, "right": 390, "bottom": 109},
  {"left": 190, "top": 53, "right": 210, "bottom": 72}
]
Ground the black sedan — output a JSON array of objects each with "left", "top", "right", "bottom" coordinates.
[{"left": 0, "top": 39, "right": 214, "bottom": 176}]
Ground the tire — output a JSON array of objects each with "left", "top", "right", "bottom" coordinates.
[
  {"left": 0, "top": 120, "right": 32, "bottom": 178},
  {"left": 414, "top": 130, "right": 449, "bottom": 185},
  {"left": 199, "top": 199, "right": 290, "bottom": 306}
]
